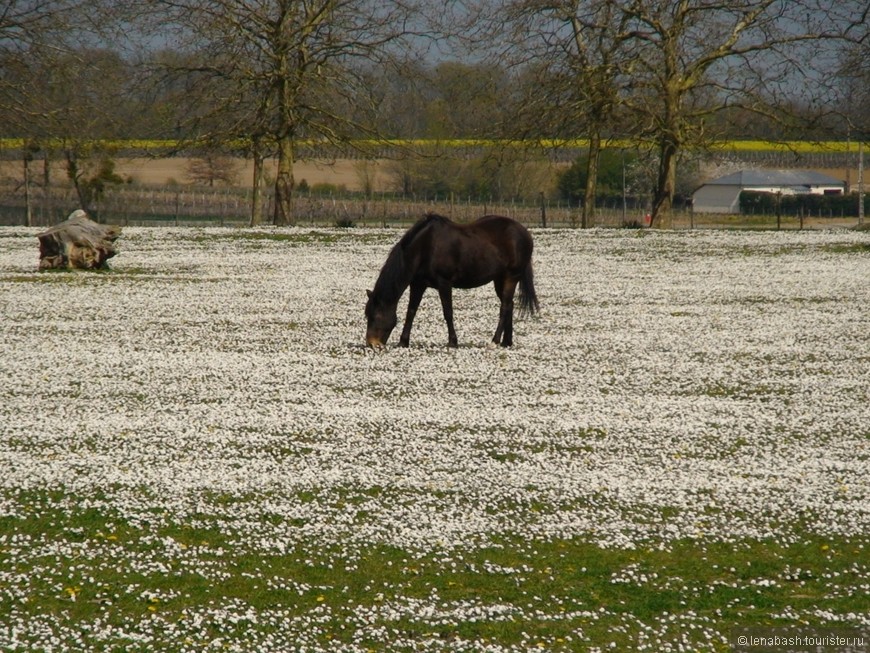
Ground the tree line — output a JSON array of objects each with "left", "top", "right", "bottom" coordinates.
[{"left": 1, "top": 0, "right": 868, "bottom": 228}]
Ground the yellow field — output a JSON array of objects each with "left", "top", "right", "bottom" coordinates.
[{"left": 1, "top": 137, "right": 865, "bottom": 154}]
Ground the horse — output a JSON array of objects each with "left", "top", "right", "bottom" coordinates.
[{"left": 365, "top": 213, "right": 539, "bottom": 349}]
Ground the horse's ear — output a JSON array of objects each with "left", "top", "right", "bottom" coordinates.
[{"left": 366, "top": 290, "right": 373, "bottom": 299}]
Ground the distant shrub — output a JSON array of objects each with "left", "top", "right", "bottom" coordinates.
[
  {"left": 558, "top": 150, "right": 633, "bottom": 205},
  {"left": 740, "top": 190, "right": 868, "bottom": 216},
  {"left": 309, "top": 182, "right": 347, "bottom": 196},
  {"left": 185, "top": 154, "right": 240, "bottom": 187}
]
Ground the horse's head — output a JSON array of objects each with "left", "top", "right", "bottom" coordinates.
[{"left": 365, "top": 289, "right": 398, "bottom": 349}]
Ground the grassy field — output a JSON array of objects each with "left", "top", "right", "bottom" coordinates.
[{"left": 1, "top": 225, "right": 868, "bottom": 652}]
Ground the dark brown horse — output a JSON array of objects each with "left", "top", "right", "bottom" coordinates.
[{"left": 365, "top": 213, "right": 539, "bottom": 348}]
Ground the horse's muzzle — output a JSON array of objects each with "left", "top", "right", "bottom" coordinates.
[{"left": 366, "top": 336, "right": 385, "bottom": 350}]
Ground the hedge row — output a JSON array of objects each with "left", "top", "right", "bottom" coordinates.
[{"left": 740, "top": 190, "right": 870, "bottom": 216}]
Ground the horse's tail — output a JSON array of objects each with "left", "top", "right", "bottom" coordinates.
[{"left": 518, "top": 259, "right": 540, "bottom": 316}]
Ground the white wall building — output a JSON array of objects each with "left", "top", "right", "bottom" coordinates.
[{"left": 692, "top": 169, "right": 845, "bottom": 214}]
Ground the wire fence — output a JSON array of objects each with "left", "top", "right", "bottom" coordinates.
[
  {"left": 0, "top": 181, "right": 863, "bottom": 231},
  {"left": 0, "top": 183, "right": 654, "bottom": 229}
]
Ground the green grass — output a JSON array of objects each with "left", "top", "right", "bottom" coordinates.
[
  {"left": 820, "top": 242, "right": 870, "bottom": 254},
  {"left": 0, "top": 267, "right": 191, "bottom": 283},
  {"left": 190, "top": 229, "right": 389, "bottom": 246},
  {"left": 1, "top": 488, "right": 866, "bottom": 651}
]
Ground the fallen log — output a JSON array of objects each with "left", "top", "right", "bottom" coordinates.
[{"left": 37, "top": 210, "right": 122, "bottom": 270}]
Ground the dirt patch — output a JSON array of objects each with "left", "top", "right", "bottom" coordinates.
[
  {"left": 1, "top": 157, "right": 393, "bottom": 193},
  {"left": 115, "top": 157, "right": 392, "bottom": 191}
]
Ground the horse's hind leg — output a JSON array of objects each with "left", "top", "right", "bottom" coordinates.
[
  {"left": 437, "top": 285, "right": 459, "bottom": 347},
  {"left": 399, "top": 283, "right": 425, "bottom": 347},
  {"left": 492, "top": 278, "right": 518, "bottom": 347}
]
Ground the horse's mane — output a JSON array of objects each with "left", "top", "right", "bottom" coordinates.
[
  {"left": 399, "top": 213, "right": 450, "bottom": 246},
  {"left": 372, "top": 214, "right": 448, "bottom": 302}
]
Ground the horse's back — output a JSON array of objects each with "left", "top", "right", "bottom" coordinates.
[
  {"left": 466, "top": 215, "right": 533, "bottom": 265},
  {"left": 469, "top": 214, "right": 528, "bottom": 233},
  {"left": 413, "top": 215, "right": 529, "bottom": 287},
  {"left": 468, "top": 215, "right": 531, "bottom": 242},
  {"left": 413, "top": 213, "right": 533, "bottom": 277},
  {"left": 423, "top": 213, "right": 528, "bottom": 240}
]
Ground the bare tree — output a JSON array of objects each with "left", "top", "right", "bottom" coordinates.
[
  {"left": 2, "top": 1, "right": 139, "bottom": 223},
  {"left": 834, "top": 41, "right": 870, "bottom": 140},
  {"left": 480, "top": 0, "right": 868, "bottom": 228},
  {"left": 616, "top": 0, "right": 868, "bottom": 228},
  {"left": 365, "top": 58, "right": 432, "bottom": 139},
  {"left": 832, "top": 38, "right": 870, "bottom": 222},
  {"left": 136, "top": 0, "right": 428, "bottom": 226},
  {"left": 492, "top": 0, "right": 636, "bottom": 227},
  {"left": 426, "top": 61, "right": 510, "bottom": 139},
  {"left": 185, "top": 152, "right": 241, "bottom": 187},
  {"left": 2, "top": 1, "right": 70, "bottom": 224},
  {"left": 29, "top": 47, "right": 133, "bottom": 217}
]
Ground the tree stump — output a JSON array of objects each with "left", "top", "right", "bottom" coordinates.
[{"left": 37, "top": 210, "right": 122, "bottom": 270}]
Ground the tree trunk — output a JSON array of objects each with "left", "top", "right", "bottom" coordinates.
[
  {"left": 23, "top": 151, "right": 33, "bottom": 228},
  {"left": 651, "top": 137, "right": 677, "bottom": 229},
  {"left": 582, "top": 133, "right": 602, "bottom": 229},
  {"left": 273, "top": 136, "right": 295, "bottom": 226},
  {"left": 250, "top": 147, "right": 265, "bottom": 227},
  {"left": 65, "top": 150, "right": 88, "bottom": 213},
  {"left": 37, "top": 210, "right": 121, "bottom": 270},
  {"left": 43, "top": 153, "right": 52, "bottom": 223}
]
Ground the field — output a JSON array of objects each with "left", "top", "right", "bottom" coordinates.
[
  {"left": 0, "top": 156, "right": 380, "bottom": 191},
  {"left": 1, "top": 225, "right": 869, "bottom": 652}
]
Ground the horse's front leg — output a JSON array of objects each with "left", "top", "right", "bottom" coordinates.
[
  {"left": 400, "top": 283, "right": 426, "bottom": 347},
  {"left": 437, "top": 285, "right": 458, "bottom": 347}
]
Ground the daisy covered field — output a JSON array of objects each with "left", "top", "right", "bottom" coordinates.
[{"left": 0, "top": 224, "right": 868, "bottom": 652}]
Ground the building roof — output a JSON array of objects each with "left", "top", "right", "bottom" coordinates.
[{"left": 706, "top": 169, "right": 845, "bottom": 188}]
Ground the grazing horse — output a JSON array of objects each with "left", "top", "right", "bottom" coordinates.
[{"left": 365, "top": 213, "right": 539, "bottom": 348}]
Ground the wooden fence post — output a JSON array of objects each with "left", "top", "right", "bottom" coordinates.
[{"left": 539, "top": 191, "right": 547, "bottom": 228}]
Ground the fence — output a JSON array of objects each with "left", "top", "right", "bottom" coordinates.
[
  {"left": 0, "top": 185, "right": 255, "bottom": 228},
  {"left": 0, "top": 181, "right": 863, "bottom": 230},
  {"left": 0, "top": 182, "right": 654, "bottom": 229}
]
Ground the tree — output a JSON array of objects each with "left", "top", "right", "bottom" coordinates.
[
  {"left": 558, "top": 149, "right": 635, "bottom": 204},
  {"left": 832, "top": 38, "right": 870, "bottom": 222},
  {"left": 65, "top": 155, "right": 127, "bottom": 217},
  {"left": 1, "top": 0, "right": 108, "bottom": 223},
  {"left": 483, "top": 0, "right": 636, "bottom": 227},
  {"left": 185, "top": 153, "right": 241, "bottom": 187},
  {"left": 0, "top": 1, "right": 89, "bottom": 128},
  {"left": 427, "top": 61, "right": 510, "bottom": 139},
  {"left": 616, "top": 0, "right": 868, "bottom": 228},
  {"left": 137, "top": 0, "right": 428, "bottom": 226},
  {"left": 365, "top": 59, "right": 431, "bottom": 139},
  {"left": 833, "top": 42, "right": 870, "bottom": 140},
  {"left": 2, "top": 0, "right": 145, "bottom": 223},
  {"left": 29, "top": 47, "right": 135, "bottom": 217},
  {"left": 481, "top": 0, "right": 867, "bottom": 228},
  {"left": 5, "top": 47, "right": 133, "bottom": 218}
]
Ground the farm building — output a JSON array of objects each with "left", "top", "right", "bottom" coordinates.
[{"left": 692, "top": 169, "right": 845, "bottom": 214}]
